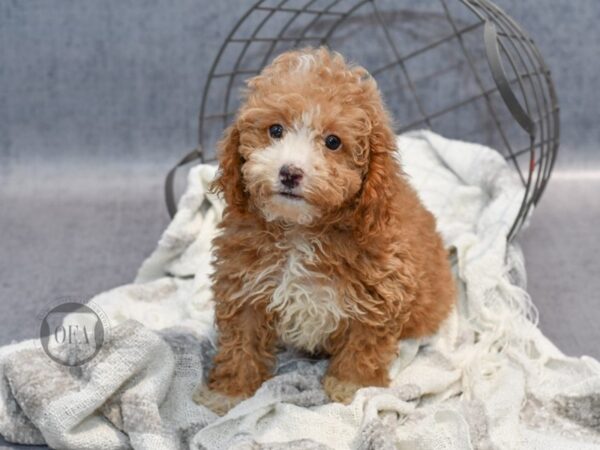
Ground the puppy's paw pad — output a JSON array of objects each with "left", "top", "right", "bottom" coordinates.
[
  {"left": 323, "top": 375, "right": 360, "bottom": 404},
  {"left": 192, "top": 384, "right": 243, "bottom": 416}
]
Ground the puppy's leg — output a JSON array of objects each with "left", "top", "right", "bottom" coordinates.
[
  {"left": 194, "top": 301, "right": 276, "bottom": 415},
  {"left": 324, "top": 320, "right": 398, "bottom": 404}
]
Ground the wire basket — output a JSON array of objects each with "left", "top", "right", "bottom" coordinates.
[{"left": 168, "top": 0, "right": 559, "bottom": 240}]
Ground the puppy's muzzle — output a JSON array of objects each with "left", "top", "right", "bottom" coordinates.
[{"left": 279, "top": 164, "right": 304, "bottom": 189}]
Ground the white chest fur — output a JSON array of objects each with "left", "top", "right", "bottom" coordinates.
[{"left": 267, "top": 237, "right": 346, "bottom": 353}]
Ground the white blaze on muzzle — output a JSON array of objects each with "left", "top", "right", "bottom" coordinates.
[{"left": 244, "top": 123, "right": 327, "bottom": 224}]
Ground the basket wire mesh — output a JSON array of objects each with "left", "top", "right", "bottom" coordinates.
[{"left": 177, "top": 0, "right": 559, "bottom": 240}]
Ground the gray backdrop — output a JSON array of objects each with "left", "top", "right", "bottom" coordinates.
[
  {"left": 0, "top": 1, "right": 599, "bottom": 429},
  {"left": 1, "top": 0, "right": 599, "bottom": 168}
]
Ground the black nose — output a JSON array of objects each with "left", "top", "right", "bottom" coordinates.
[{"left": 279, "top": 164, "right": 304, "bottom": 189}]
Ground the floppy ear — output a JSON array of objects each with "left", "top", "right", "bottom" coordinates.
[
  {"left": 353, "top": 111, "right": 401, "bottom": 245},
  {"left": 210, "top": 123, "right": 248, "bottom": 214}
]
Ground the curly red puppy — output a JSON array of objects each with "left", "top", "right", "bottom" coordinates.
[{"left": 194, "top": 48, "right": 455, "bottom": 413}]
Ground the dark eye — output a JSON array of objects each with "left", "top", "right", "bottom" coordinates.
[
  {"left": 269, "top": 124, "right": 284, "bottom": 139},
  {"left": 325, "top": 134, "right": 342, "bottom": 151}
]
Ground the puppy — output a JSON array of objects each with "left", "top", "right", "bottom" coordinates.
[{"left": 194, "top": 47, "right": 455, "bottom": 414}]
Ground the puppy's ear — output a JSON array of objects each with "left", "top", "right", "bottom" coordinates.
[
  {"left": 353, "top": 108, "right": 400, "bottom": 245},
  {"left": 210, "top": 123, "right": 247, "bottom": 213}
]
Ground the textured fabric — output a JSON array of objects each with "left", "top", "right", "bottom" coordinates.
[{"left": 1, "top": 131, "right": 599, "bottom": 449}]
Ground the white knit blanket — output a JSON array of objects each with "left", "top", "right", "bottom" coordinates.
[{"left": 1, "top": 130, "right": 600, "bottom": 449}]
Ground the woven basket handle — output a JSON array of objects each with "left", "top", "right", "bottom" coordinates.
[
  {"left": 484, "top": 21, "right": 536, "bottom": 136},
  {"left": 164, "top": 146, "right": 203, "bottom": 218}
]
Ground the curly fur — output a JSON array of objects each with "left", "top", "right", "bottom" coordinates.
[{"left": 197, "top": 48, "right": 456, "bottom": 411}]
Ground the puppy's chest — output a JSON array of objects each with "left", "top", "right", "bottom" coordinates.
[{"left": 268, "top": 237, "right": 346, "bottom": 353}]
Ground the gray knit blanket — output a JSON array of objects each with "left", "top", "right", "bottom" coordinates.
[{"left": 1, "top": 131, "right": 599, "bottom": 449}]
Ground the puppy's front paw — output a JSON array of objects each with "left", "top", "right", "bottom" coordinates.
[
  {"left": 192, "top": 384, "right": 244, "bottom": 416},
  {"left": 323, "top": 375, "right": 361, "bottom": 404}
]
